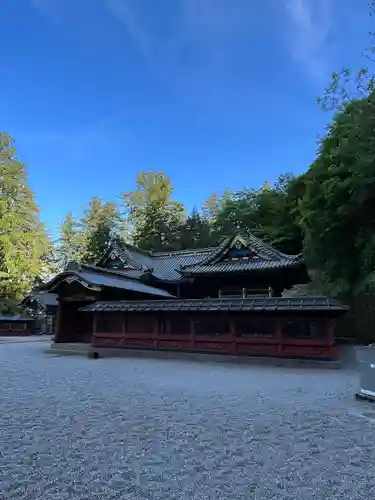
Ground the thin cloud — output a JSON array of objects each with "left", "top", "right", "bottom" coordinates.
[
  {"left": 31, "top": 0, "right": 64, "bottom": 21},
  {"left": 284, "top": 0, "right": 333, "bottom": 82},
  {"left": 104, "top": 0, "right": 255, "bottom": 99},
  {"left": 17, "top": 116, "right": 125, "bottom": 160},
  {"left": 105, "top": 0, "right": 154, "bottom": 61}
]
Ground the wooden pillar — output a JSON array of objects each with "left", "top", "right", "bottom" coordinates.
[
  {"left": 54, "top": 299, "right": 63, "bottom": 343},
  {"left": 189, "top": 315, "right": 195, "bottom": 349},
  {"left": 328, "top": 318, "right": 335, "bottom": 342},
  {"left": 275, "top": 317, "right": 283, "bottom": 357},
  {"left": 121, "top": 313, "right": 126, "bottom": 346},
  {"left": 327, "top": 318, "right": 336, "bottom": 358},
  {"left": 154, "top": 315, "right": 159, "bottom": 349},
  {"left": 230, "top": 316, "right": 236, "bottom": 354}
]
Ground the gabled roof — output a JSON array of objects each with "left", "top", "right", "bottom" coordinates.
[
  {"left": 39, "top": 263, "right": 175, "bottom": 298},
  {"left": 181, "top": 234, "right": 301, "bottom": 277},
  {"left": 97, "top": 243, "right": 215, "bottom": 282},
  {"left": 81, "top": 296, "right": 348, "bottom": 314},
  {"left": 96, "top": 233, "right": 303, "bottom": 283}
]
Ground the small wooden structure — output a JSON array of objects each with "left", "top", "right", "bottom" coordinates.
[
  {"left": 21, "top": 292, "right": 58, "bottom": 334},
  {"left": 38, "top": 232, "right": 349, "bottom": 360},
  {"left": 0, "top": 315, "right": 35, "bottom": 336}
]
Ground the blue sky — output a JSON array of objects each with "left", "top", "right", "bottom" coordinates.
[{"left": 1, "top": 0, "right": 372, "bottom": 237}]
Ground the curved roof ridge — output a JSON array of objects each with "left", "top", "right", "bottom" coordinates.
[
  {"left": 181, "top": 236, "right": 232, "bottom": 269},
  {"left": 150, "top": 246, "right": 215, "bottom": 258},
  {"left": 244, "top": 232, "right": 300, "bottom": 260}
]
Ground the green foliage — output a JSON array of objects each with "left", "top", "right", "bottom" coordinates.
[
  {"left": 123, "top": 171, "right": 185, "bottom": 251},
  {"left": 57, "top": 213, "right": 85, "bottom": 268},
  {"left": 300, "top": 93, "right": 375, "bottom": 297},
  {"left": 80, "top": 197, "right": 122, "bottom": 264},
  {"left": 202, "top": 190, "right": 232, "bottom": 222},
  {"left": 213, "top": 174, "right": 304, "bottom": 255},
  {"left": 57, "top": 198, "right": 123, "bottom": 267},
  {"left": 0, "top": 133, "right": 51, "bottom": 312},
  {"left": 176, "top": 208, "right": 214, "bottom": 249},
  {"left": 318, "top": 2, "right": 375, "bottom": 111}
]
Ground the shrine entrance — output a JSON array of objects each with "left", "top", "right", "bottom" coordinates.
[
  {"left": 56, "top": 299, "right": 94, "bottom": 343},
  {"left": 52, "top": 278, "right": 99, "bottom": 343}
]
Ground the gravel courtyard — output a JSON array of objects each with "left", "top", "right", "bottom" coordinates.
[{"left": 1, "top": 342, "right": 375, "bottom": 500}]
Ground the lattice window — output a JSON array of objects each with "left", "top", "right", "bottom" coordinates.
[
  {"left": 235, "top": 318, "right": 274, "bottom": 337},
  {"left": 281, "top": 319, "right": 327, "bottom": 340},
  {"left": 169, "top": 318, "right": 190, "bottom": 335},
  {"left": 194, "top": 319, "right": 230, "bottom": 336},
  {"left": 96, "top": 313, "right": 123, "bottom": 333},
  {"left": 126, "top": 315, "right": 155, "bottom": 334}
]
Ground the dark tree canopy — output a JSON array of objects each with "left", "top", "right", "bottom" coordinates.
[{"left": 300, "top": 93, "right": 375, "bottom": 297}]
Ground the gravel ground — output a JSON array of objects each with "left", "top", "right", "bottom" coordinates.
[{"left": 0, "top": 343, "right": 374, "bottom": 500}]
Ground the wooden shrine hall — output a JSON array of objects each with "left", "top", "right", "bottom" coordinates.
[{"left": 38, "top": 233, "right": 348, "bottom": 360}]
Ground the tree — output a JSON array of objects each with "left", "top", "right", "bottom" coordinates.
[
  {"left": 202, "top": 189, "right": 232, "bottom": 222},
  {"left": 0, "top": 133, "right": 51, "bottom": 312},
  {"left": 56, "top": 212, "right": 85, "bottom": 268},
  {"left": 213, "top": 175, "right": 304, "bottom": 255},
  {"left": 80, "top": 197, "right": 122, "bottom": 264},
  {"left": 299, "top": 93, "right": 375, "bottom": 297},
  {"left": 123, "top": 171, "right": 185, "bottom": 251},
  {"left": 176, "top": 208, "right": 214, "bottom": 249},
  {"left": 318, "top": 2, "right": 375, "bottom": 110}
]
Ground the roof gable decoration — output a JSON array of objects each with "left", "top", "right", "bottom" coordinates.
[
  {"left": 181, "top": 234, "right": 281, "bottom": 270},
  {"left": 97, "top": 245, "right": 148, "bottom": 273},
  {"left": 224, "top": 235, "right": 260, "bottom": 261},
  {"left": 60, "top": 276, "right": 102, "bottom": 293},
  {"left": 105, "top": 249, "right": 134, "bottom": 270}
]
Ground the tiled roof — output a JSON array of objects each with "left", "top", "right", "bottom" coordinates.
[
  {"left": 40, "top": 267, "right": 175, "bottom": 298},
  {"left": 100, "top": 244, "right": 215, "bottom": 282},
  {"left": 100, "top": 233, "right": 303, "bottom": 282},
  {"left": 80, "top": 296, "right": 348, "bottom": 313},
  {"left": 181, "top": 258, "right": 299, "bottom": 276},
  {"left": 182, "top": 234, "right": 300, "bottom": 270}
]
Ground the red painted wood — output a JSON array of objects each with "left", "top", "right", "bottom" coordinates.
[
  {"left": 236, "top": 343, "right": 278, "bottom": 356},
  {"left": 154, "top": 318, "right": 159, "bottom": 348},
  {"left": 93, "top": 336, "right": 123, "bottom": 348},
  {"left": 93, "top": 332, "right": 123, "bottom": 338},
  {"left": 189, "top": 316, "right": 194, "bottom": 348},
  {"left": 194, "top": 335, "right": 233, "bottom": 343},
  {"left": 281, "top": 344, "right": 334, "bottom": 358},
  {"left": 123, "top": 338, "right": 155, "bottom": 348},
  {"left": 193, "top": 341, "right": 232, "bottom": 353},
  {"left": 158, "top": 339, "right": 191, "bottom": 350},
  {"left": 230, "top": 318, "right": 236, "bottom": 354},
  {"left": 235, "top": 337, "right": 278, "bottom": 345},
  {"left": 327, "top": 319, "right": 335, "bottom": 344},
  {"left": 275, "top": 318, "right": 283, "bottom": 356},
  {"left": 123, "top": 331, "right": 157, "bottom": 339},
  {"left": 86, "top": 312, "right": 338, "bottom": 360},
  {"left": 282, "top": 337, "right": 334, "bottom": 346}
]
